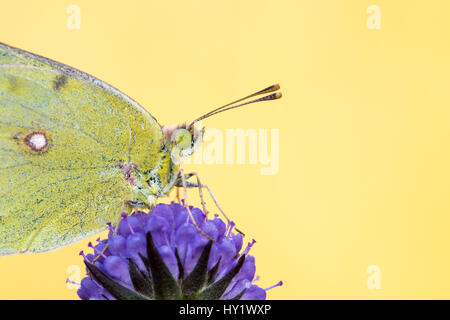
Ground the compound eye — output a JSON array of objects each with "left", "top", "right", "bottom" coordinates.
[{"left": 173, "top": 129, "right": 192, "bottom": 149}]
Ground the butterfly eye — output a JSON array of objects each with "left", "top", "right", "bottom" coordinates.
[{"left": 173, "top": 129, "right": 192, "bottom": 150}]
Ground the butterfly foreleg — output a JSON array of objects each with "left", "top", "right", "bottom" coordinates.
[
  {"left": 176, "top": 171, "right": 208, "bottom": 216},
  {"left": 177, "top": 169, "right": 214, "bottom": 241}
]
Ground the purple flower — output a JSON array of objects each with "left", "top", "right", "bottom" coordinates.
[{"left": 76, "top": 202, "right": 282, "bottom": 300}]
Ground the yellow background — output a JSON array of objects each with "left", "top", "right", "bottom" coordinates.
[{"left": 0, "top": 0, "right": 450, "bottom": 299}]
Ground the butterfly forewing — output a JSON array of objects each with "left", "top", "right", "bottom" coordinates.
[{"left": 0, "top": 43, "right": 164, "bottom": 254}]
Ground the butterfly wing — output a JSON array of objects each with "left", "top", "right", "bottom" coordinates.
[{"left": 0, "top": 43, "right": 165, "bottom": 255}]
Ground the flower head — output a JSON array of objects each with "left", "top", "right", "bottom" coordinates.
[{"left": 76, "top": 202, "right": 281, "bottom": 300}]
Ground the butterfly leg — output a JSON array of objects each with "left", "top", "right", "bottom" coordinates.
[
  {"left": 114, "top": 200, "right": 135, "bottom": 233},
  {"left": 176, "top": 172, "right": 208, "bottom": 216},
  {"left": 176, "top": 171, "right": 245, "bottom": 236},
  {"left": 175, "top": 172, "right": 194, "bottom": 204},
  {"left": 176, "top": 185, "right": 181, "bottom": 203},
  {"left": 178, "top": 169, "right": 214, "bottom": 241}
]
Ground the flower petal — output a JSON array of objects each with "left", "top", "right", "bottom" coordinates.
[
  {"left": 103, "top": 256, "right": 131, "bottom": 284},
  {"left": 241, "top": 285, "right": 266, "bottom": 300},
  {"left": 108, "top": 235, "right": 127, "bottom": 256}
]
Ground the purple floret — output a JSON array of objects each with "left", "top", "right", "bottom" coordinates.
[{"left": 76, "top": 202, "right": 281, "bottom": 300}]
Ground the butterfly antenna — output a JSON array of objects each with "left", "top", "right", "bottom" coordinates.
[{"left": 188, "top": 84, "right": 282, "bottom": 129}]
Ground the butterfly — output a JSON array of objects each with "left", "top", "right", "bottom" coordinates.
[{"left": 0, "top": 42, "right": 281, "bottom": 255}]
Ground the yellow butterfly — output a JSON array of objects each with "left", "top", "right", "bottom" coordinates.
[{"left": 0, "top": 42, "right": 281, "bottom": 255}]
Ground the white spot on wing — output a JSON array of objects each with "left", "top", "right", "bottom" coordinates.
[{"left": 29, "top": 133, "right": 47, "bottom": 150}]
